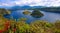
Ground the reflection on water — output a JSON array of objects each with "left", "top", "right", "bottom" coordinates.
[
  {"left": 40, "top": 11, "right": 60, "bottom": 22},
  {"left": 5, "top": 10, "right": 60, "bottom": 23}
]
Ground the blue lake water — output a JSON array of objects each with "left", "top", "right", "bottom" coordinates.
[{"left": 4, "top": 10, "right": 60, "bottom": 23}]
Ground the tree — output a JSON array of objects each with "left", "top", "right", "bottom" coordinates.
[
  {"left": 23, "top": 10, "right": 31, "bottom": 15},
  {"left": 31, "top": 9, "right": 44, "bottom": 18},
  {"left": 0, "top": 8, "right": 11, "bottom": 16}
]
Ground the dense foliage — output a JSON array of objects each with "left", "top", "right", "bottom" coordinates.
[
  {"left": 0, "top": 8, "right": 11, "bottom": 15},
  {"left": 31, "top": 9, "right": 44, "bottom": 18},
  {"left": 23, "top": 10, "right": 31, "bottom": 15},
  {"left": 0, "top": 8, "right": 60, "bottom": 33},
  {"left": 0, "top": 16, "right": 60, "bottom": 33}
]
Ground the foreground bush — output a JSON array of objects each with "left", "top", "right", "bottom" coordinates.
[
  {"left": 54, "top": 20, "right": 60, "bottom": 33},
  {"left": 0, "top": 17, "right": 60, "bottom": 33},
  {"left": 30, "top": 20, "right": 54, "bottom": 33}
]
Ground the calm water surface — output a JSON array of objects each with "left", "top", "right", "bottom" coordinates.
[{"left": 5, "top": 10, "right": 60, "bottom": 23}]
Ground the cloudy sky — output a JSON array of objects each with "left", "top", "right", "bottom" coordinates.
[{"left": 0, "top": 0, "right": 60, "bottom": 7}]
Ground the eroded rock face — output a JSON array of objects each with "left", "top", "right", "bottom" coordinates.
[{"left": 31, "top": 10, "right": 44, "bottom": 18}]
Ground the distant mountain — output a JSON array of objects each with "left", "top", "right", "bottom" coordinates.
[
  {"left": 0, "top": 6, "right": 9, "bottom": 9},
  {"left": 32, "top": 6, "right": 46, "bottom": 8},
  {"left": 1, "top": 5, "right": 60, "bottom": 13},
  {"left": 8, "top": 5, "right": 45, "bottom": 11},
  {"left": 8, "top": 5, "right": 32, "bottom": 11},
  {"left": 39, "top": 7, "right": 60, "bottom": 13},
  {"left": 8, "top": 6, "right": 21, "bottom": 11}
]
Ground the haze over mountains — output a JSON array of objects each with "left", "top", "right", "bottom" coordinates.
[
  {"left": 0, "top": 5, "right": 60, "bottom": 13},
  {"left": 8, "top": 5, "right": 46, "bottom": 10},
  {"left": 9, "top": 5, "right": 60, "bottom": 13}
]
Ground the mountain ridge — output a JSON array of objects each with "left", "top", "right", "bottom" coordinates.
[{"left": 0, "top": 5, "right": 60, "bottom": 13}]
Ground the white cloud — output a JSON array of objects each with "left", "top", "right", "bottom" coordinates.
[{"left": 0, "top": 0, "right": 60, "bottom": 7}]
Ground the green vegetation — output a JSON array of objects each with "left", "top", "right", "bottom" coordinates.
[
  {"left": 0, "top": 16, "right": 60, "bottom": 33},
  {"left": 23, "top": 10, "right": 31, "bottom": 15},
  {"left": 0, "top": 8, "right": 11, "bottom": 15},
  {"left": 0, "top": 8, "right": 60, "bottom": 33},
  {"left": 31, "top": 9, "right": 44, "bottom": 18}
]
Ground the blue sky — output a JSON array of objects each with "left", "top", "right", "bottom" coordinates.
[{"left": 0, "top": 0, "right": 60, "bottom": 7}]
